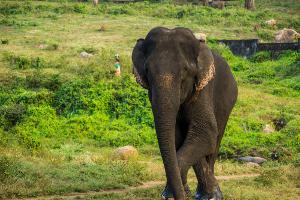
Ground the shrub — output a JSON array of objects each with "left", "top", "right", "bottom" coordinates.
[
  {"left": 4, "top": 53, "right": 46, "bottom": 69},
  {"left": 53, "top": 79, "right": 93, "bottom": 115},
  {"left": 25, "top": 71, "right": 63, "bottom": 91},
  {"left": 0, "top": 104, "right": 26, "bottom": 129},
  {"left": 73, "top": 3, "right": 87, "bottom": 14},
  {"left": 250, "top": 51, "right": 272, "bottom": 63},
  {"left": 78, "top": 46, "right": 98, "bottom": 54}
]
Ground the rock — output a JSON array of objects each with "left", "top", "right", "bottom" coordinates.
[
  {"left": 238, "top": 156, "right": 267, "bottom": 164},
  {"left": 194, "top": 32, "right": 207, "bottom": 42},
  {"left": 245, "top": 162, "right": 260, "bottom": 167},
  {"left": 38, "top": 44, "right": 48, "bottom": 49},
  {"left": 275, "top": 28, "right": 300, "bottom": 43},
  {"left": 113, "top": 146, "right": 138, "bottom": 160},
  {"left": 265, "top": 19, "right": 277, "bottom": 27},
  {"left": 80, "top": 51, "right": 93, "bottom": 58},
  {"left": 263, "top": 124, "right": 275, "bottom": 133}
]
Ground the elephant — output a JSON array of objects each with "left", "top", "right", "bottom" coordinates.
[{"left": 132, "top": 27, "right": 238, "bottom": 200}]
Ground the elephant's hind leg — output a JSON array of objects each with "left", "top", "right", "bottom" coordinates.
[{"left": 193, "top": 157, "right": 223, "bottom": 200}]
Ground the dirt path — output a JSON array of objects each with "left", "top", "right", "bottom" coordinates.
[{"left": 22, "top": 174, "right": 259, "bottom": 200}]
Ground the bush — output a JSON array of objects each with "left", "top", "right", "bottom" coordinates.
[
  {"left": 250, "top": 51, "right": 272, "bottom": 63},
  {"left": 73, "top": 3, "right": 87, "bottom": 14},
  {"left": 0, "top": 104, "right": 26, "bottom": 129},
  {"left": 53, "top": 79, "right": 93, "bottom": 115},
  {"left": 4, "top": 53, "right": 46, "bottom": 69},
  {"left": 78, "top": 46, "right": 98, "bottom": 54}
]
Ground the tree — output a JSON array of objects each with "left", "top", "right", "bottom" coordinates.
[
  {"left": 93, "top": 0, "right": 99, "bottom": 6},
  {"left": 245, "top": 0, "right": 255, "bottom": 10},
  {"left": 202, "top": 0, "right": 209, "bottom": 6}
]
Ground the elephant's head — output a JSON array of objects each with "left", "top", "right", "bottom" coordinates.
[
  {"left": 132, "top": 27, "right": 215, "bottom": 103},
  {"left": 132, "top": 27, "right": 215, "bottom": 200}
]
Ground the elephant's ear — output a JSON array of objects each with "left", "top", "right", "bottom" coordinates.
[
  {"left": 195, "top": 42, "right": 215, "bottom": 95},
  {"left": 132, "top": 38, "right": 149, "bottom": 89}
]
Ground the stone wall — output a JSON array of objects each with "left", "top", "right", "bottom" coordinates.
[{"left": 217, "top": 39, "right": 300, "bottom": 58}]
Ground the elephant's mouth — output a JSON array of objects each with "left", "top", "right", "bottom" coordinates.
[{"left": 133, "top": 65, "right": 148, "bottom": 89}]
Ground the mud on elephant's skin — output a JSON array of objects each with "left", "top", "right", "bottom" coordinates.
[{"left": 132, "top": 27, "right": 238, "bottom": 200}]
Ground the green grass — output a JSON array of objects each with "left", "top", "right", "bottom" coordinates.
[{"left": 0, "top": 0, "right": 299, "bottom": 199}]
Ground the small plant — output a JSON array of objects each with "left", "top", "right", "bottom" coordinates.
[
  {"left": 1, "top": 39, "right": 9, "bottom": 44},
  {"left": 98, "top": 24, "right": 107, "bottom": 32},
  {"left": 250, "top": 51, "right": 272, "bottom": 62},
  {"left": 73, "top": 3, "right": 87, "bottom": 14},
  {"left": 45, "top": 42, "right": 59, "bottom": 51},
  {"left": 3, "top": 52, "right": 46, "bottom": 69},
  {"left": 79, "top": 46, "right": 98, "bottom": 54}
]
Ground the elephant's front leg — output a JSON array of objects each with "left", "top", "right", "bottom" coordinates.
[
  {"left": 193, "top": 157, "right": 223, "bottom": 200},
  {"left": 161, "top": 123, "right": 191, "bottom": 200},
  {"left": 175, "top": 114, "right": 219, "bottom": 200}
]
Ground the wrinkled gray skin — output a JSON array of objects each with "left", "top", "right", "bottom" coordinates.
[{"left": 132, "top": 27, "right": 238, "bottom": 200}]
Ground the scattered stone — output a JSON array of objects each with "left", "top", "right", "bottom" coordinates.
[
  {"left": 263, "top": 124, "right": 275, "bottom": 133},
  {"left": 38, "top": 44, "right": 48, "bottom": 49},
  {"left": 265, "top": 19, "right": 277, "bottom": 27},
  {"left": 80, "top": 51, "right": 93, "bottom": 58},
  {"left": 113, "top": 145, "right": 138, "bottom": 160},
  {"left": 238, "top": 156, "right": 267, "bottom": 164},
  {"left": 245, "top": 162, "right": 260, "bottom": 167},
  {"left": 194, "top": 32, "right": 207, "bottom": 42},
  {"left": 275, "top": 28, "right": 300, "bottom": 43}
]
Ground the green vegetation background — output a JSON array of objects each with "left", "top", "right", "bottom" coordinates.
[{"left": 0, "top": 0, "right": 299, "bottom": 199}]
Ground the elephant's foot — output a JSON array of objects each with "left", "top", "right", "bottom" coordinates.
[
  {"left": 161, "top": 184, "right": 191, "bottom": 200},
  {"left": 195, "top": 186, "right": 223, "bottom": 200}
]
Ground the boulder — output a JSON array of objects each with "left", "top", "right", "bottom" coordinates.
[
  {"left": 238, "top": 156, "right": 267, "bottom": 164},
  {"left": 263, "top": 124, "right": 275, "bottom": 133},
  {"left": 275, "top": 28, "right": 300, "bottom": 43},
  {"left": 265, "top": 19, "right": 277, "bottom": 27},
  {"left": 113, "top": 146, "right": 138, "bottom": 160},
  {"left": 80, "top": 51, "right": 93, "bottom": 58},
  {"left": 194, "top": 32, "right": 207, "bottom": 42}
]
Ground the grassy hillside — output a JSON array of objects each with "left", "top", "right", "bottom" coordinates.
[{"left": 0, "top": 0, "right": 299, "bottom": 199}]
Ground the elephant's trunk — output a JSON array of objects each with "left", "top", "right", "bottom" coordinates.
[{"left": 151, "top": 78, "right": 185, "bottom": 200}]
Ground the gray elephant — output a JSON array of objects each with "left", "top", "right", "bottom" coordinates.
[{"left": 132, "top": 27, "right": 238, "bottom": 200}]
